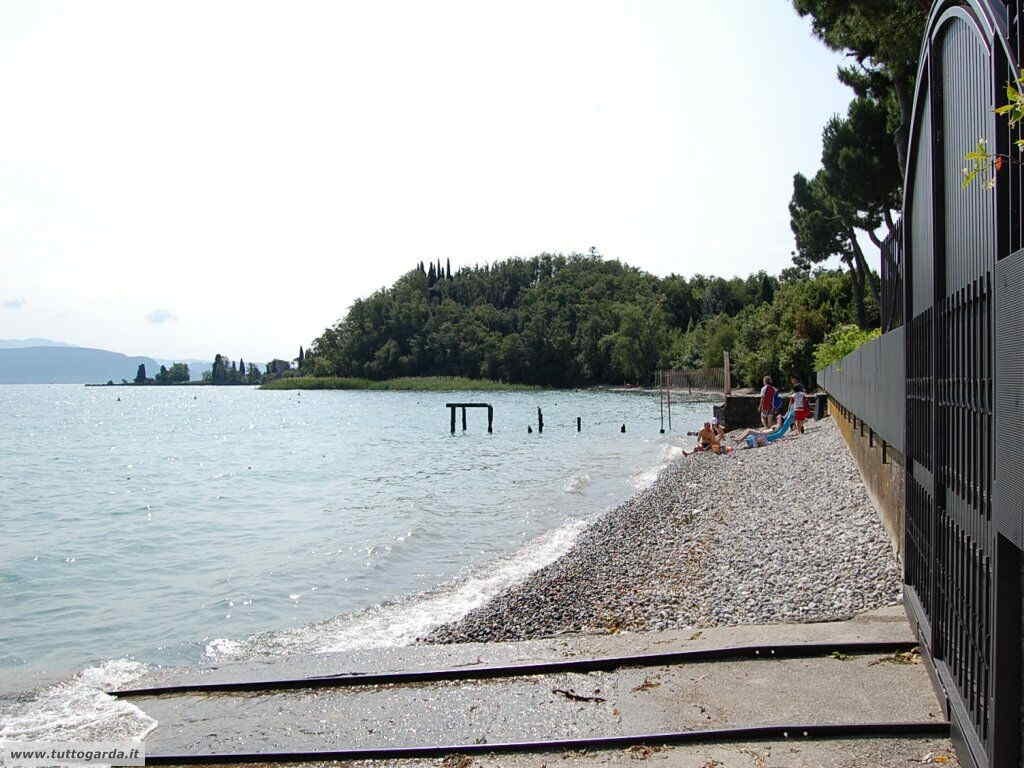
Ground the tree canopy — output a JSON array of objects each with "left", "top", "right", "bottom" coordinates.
[{"left": 301, "top": 255, "right": 877, "bottom": 389}]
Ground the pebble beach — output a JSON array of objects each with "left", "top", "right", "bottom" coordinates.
[{"left": 424, "top": 417, "right": 902, "bottom": 644}]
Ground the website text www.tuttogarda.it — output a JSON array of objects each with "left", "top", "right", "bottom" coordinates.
[{"left": 0, "top": 741, "right": 145, "bottom": 767}]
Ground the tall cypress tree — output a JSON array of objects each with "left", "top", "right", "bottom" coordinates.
[
  {"left": 446, "top": 258, "right": 451, "bottom": 280},
  {"left": 427, "top": 262, "right": 436, "bottom": 285}
]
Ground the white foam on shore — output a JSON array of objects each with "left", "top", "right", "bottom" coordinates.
[
  {"left": 563, "top": 471, "right": 591, "bottom": 494},
  {"left": 631, "top": 442, "right": 683, "bottom": 490},
  {"left": 0, "top": 659, "right": 156, "bottom": 745},
  {"left": 204, "top": 517, "right": 591, "bottom": 660},
  {"left": 204, "top": 440, "right": 682, "bottom": 662}
]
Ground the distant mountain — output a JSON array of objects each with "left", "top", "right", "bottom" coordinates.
[
  {"left": 0, "top": 346, "right": 161, "bottom": 384},
  {"left": 0, "top": 338, "right": 72, "bottom": 349}
]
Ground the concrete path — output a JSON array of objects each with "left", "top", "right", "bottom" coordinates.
[{"left": 124, "top": 607, "right": 959, "bottom": 766}]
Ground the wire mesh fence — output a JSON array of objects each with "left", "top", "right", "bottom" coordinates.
[{"left": 655, "top": 368, "right": 726, "bottom": 393}]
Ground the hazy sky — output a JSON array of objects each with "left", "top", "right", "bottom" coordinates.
[{"left": 1, "top": 1, "right": 858, "bottom": 361}]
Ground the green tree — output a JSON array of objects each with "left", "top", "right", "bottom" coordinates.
[
  {"left": 821, "top": 97, "right": 901, "bottom": 240},
  {"left": 169, "top": 362, "right": 190, "bottom": 383},
  {"left": 212, "top": 354, "right": 226, "bottom": 384},
  {"left": 135, "top": 363, "right": 147, "bottom": 384},
  {"left": 791, "top": 0, "right": 927, "bottom": 173},
  {"left": 814, "top": 323, "right": 882, "bottom": 369},
  {"left": 789, "top": 170, "right": 871, "bottom": 328}
]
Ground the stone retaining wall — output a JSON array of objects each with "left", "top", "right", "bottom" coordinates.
[
  {"left": 715, "top": 393, "right": 824, "bottom": 431},
  {"left": 829, "top": 398, "right": 905, "bottom": 558}
]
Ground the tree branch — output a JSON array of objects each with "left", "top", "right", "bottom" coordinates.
[{"left": 883, "top": 208, "right": 895, "bottom": 233}]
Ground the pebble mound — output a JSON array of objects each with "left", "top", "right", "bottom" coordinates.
[{"left": 423, "top": 418, "right": 902, "bottom": 644}]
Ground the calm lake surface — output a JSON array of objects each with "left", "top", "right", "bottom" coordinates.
[{"left": 0, "top": 385, "right": 711, "bottom": 690}]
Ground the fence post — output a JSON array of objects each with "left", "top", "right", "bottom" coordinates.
[{"left": 724, "top": 351, "right": 732, "bottom": 395}]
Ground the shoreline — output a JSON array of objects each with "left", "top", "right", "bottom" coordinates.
[{"left": 423, "top": 417, "right": 902, "bottom": 644}]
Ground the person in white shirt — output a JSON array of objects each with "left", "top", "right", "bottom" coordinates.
[{"left": 790, "top": 383, "right": 808, "bottom": 434}]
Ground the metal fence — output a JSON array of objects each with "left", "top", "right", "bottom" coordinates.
[
  {"left": 655, "top": 368, "right": 725, "bottom": 393},
  {"left": 881, "top": 218, "right": 905, "bottom": 332},
  {"left": 817, "top": 3, "right": 1024, "bottom": 766},
  {"left": 817, "top": 326, "right": 905, "bottom": 455}
]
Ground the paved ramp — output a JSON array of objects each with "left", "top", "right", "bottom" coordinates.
[{"left": 121, "top": 608, "right": 958, "bottom": 766}]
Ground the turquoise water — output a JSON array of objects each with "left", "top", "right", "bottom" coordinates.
[{"left": 0, "top": 385, "right": 711, "bottom": 687}]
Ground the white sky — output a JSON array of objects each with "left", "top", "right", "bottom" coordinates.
[{"left": 0, "top": 1, "right": 858, "bottom": 362}]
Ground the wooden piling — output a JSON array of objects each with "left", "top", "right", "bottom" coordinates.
[
  {"left": 659, "top": 380, "right": 664, "bottom": 433},
  {"left": 537, "top": 407, "right": 544, "bottom": 434},
  {"left": 445, "top": 402, "right": 492, "bottom": 435},
  {"left": 577, "top": 416, "right": 581, "bottom": 432}
]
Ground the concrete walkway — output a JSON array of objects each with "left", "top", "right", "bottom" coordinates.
[{"left": 126, "top": 607, "right": 958, "bottom": 766}]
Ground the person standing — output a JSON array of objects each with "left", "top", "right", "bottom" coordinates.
[
  {"left": 758, "top": 376, "right": 777, "bottom": 428},
  {"left": 791, "top": 382, "right": 808, "bottom": 434}
]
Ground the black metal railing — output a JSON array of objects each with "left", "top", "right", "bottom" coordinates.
[
  {"left": 881, "top": 218, "right": 905, "bottom": 332},
  {"left": 820, "top": 4, "right": 1023, "bottom": 765},
  {"left": 817, "top": 326, "right": 905, "bottom": 454}
]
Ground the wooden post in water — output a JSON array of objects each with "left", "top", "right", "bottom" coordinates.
[
  {"left": 537, "top": 407, "right": 544, "bottom": 434},
  {"left": 659, "top": 373, "right": 665, "bottom": 433},
  {"left": 724, "top": 350, "right": 732, "bottom": 395},
  {"left": 445, "top": 402, "right": 492, "bottom": 435},
  {"left": 577, "top": 416, "right": 581, "bottom": 432},
  {"left": 667, "top": 386, "right": 672, "bottom": 431}
]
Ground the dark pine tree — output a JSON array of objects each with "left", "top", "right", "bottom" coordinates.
[
  {"left": 135, "top": 363, "right": 147, "bottom": 383},
  {"left": 427, "top": 262, "right": 436, "bottom": 285},
  {"left": 446, "top": 258, "right": 451, "bottom": 280}
]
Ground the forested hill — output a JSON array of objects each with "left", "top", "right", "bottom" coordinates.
[{"left": 304, "top": 253, "right": 879, "bottom": 388}]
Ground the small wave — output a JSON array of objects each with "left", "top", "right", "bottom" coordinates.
[
  {"left": 630, "top": 442, "right": 683, "bottom": 491},
  {"left": 563, "top": 472, "right": 591, "bottom": 495},
  {"left": 205, "top": 518, "right": 590, "bottom": 661},
  {"left": 0, "top": 659, "right": 156, "bottom": 745}
]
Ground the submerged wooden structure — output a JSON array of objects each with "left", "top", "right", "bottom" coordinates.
[{"left": 446, "top": 402, "right": 493, "bottom": 434}]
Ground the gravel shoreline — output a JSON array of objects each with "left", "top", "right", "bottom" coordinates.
[{"left": 423, "top": 417, "right": 902, "bottom": 644}]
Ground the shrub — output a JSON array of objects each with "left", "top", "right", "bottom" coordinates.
[{"left": 813, "top": 324, "right": 881, "bottom": 370}]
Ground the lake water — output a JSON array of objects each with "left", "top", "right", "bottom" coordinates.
[{"left": 0, "top": 384, "right": 712, "bottom": 739}]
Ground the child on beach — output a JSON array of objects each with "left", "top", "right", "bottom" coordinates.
[
  {"left": 791, "top": 383, "right": 808, "bottom": 434},
  {"left": 758, "top": 376, "right": 777, "bottom": 428}
]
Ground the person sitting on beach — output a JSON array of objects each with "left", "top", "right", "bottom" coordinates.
[
  {"left": 732, "top": 413, "right": 783, "bottom": 449},
  {"left": 683, "top": 421, "right": 732, "bottom": 456}
]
